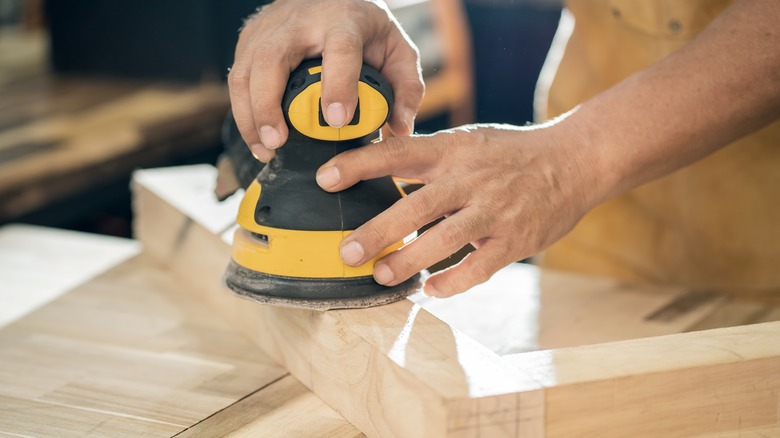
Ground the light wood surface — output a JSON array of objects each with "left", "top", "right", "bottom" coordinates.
[
  {"left": 0, "top": 224, "right": 139, "bottom": 328},
  {"left": 134, "top": 167, "right": 545, "bottom": 437},
  {"left": 176, "top": 375, "right": 364, "bottom": 438},
  {"left": 0, "top": 226, "right": 362, "bottom": 437},
  {"left": 504, "top": 322, "right": 780, "bottom": 437},
  {"left": 2, "top": 165, "right": 777, "bottom": 437},
  {"left": 133, "top": 165, "right": 753, "bottom": 355},
  {"left": 132, "top": 165, "right": 780, "bottom": 437}
]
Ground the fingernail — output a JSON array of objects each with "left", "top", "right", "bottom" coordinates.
[
  {"left": 424, "top": 283, "right": 440, "bottom": 297},
  {"left": 340, "top": 240, "right": 364, "bottom": 265},
  {"left": 326, "top": 103, "right": 347, "bottom": 128},
  {"left": 316, "top": 166, "right": 340, "bottom": 189},
  {"left": 374, "top": 264, "right": 395, "bottom": 285},
  {"left": 259, "top": 126, "right": 281, "bottom": 149},
  {"left": 249, "top": 143, "right": 273, "bottom": 162}
]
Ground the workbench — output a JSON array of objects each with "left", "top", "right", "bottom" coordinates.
[{"left": 1, "top": 165, "right": 778, "bottom": 437}]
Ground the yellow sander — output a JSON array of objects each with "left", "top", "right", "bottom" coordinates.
[{"left": 222, "top": 59, "right": 422, "bottom": 310}]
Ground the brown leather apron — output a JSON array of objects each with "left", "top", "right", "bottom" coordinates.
[{"left": 539, "top": 0, "right": 780, "bottom": 294}]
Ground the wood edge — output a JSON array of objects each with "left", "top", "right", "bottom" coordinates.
[
  {"left": 131, "top": 167, "right": 546, "bottom": 437},
  {"left": 504, "top": 320, "right": 780, "bottom": 388}
]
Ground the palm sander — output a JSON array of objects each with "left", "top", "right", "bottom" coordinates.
[{"left": 223, "top": 59, "right": 422, "bottom": 310}]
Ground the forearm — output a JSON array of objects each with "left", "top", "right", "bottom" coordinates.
[{"left": 565, "top": 0, "right": 780, "bottom": 206}]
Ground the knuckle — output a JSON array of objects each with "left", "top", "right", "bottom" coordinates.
[
  {"left": 364, "top": 222, "right": 391, "bottom": 248},
  {"left": 325, "top": 28, "right": 363, "bottom": 55},
  {"left": 379, "top": 137, "right": 410, "bottom": 164},
  {"left": 470, "top": 260, "right": 495, "bottom": 285},
  {"left": 329, "top": 150, "right": 357, "bottom": 174},
  {"left": 252, "top": 42, "right": 281, "bottom": 64},
  {"left": 453, "top": 128, "right": 475, "bottom": 144},
  {"left": 407, "top": 77, "right": 425, "bottom": 100},
  {"left": 406, "top": 190, "right": 437, "bottom": 222},
  {"left": 227, "top": 67, "right": 250, "bottom": 90},
  {"left": 438, "top": 222, "right": 468, "bottom": 252},
  {"left": 321, "top": 81, "right": 358, "bottom": 107},
  {"left": 391, "top": 252, "right": 419, "bottom": 278},
  {"left": 435, "top": 130, "right": 461, "bottom": 153}
]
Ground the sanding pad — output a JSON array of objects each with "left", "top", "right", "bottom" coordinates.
[{"left": 223, "top": 260, "right": 425, "bottom": 311}]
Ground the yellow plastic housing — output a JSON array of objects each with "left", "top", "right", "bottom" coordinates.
[
  {"left": 288, "top": 81, "right": 389, "bottom": 141},
  {"left": 232, "top": 180, "right": 402, "bottom": 278}
]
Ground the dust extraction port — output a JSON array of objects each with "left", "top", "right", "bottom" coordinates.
[{"left": 250, "top": 232, "right": 270, "bottom": 247}]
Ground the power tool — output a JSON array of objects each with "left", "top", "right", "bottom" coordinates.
[{"left": 222, "top": 59, "right": 422, "bottom": 310}]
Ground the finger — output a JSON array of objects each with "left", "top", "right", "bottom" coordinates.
[
  {"left": 252, "top": 145, "right": 276, "bottom": 163},
  {"left": 315, "top": 135, "right": 440, "bottom": 192},
  {"left": 321, "top": 25, "right": 363, "bottom": 128},
  {"left": 228, "top": 57, "right": 263, "bottom": 152},
  {"left": 338, "top": 180, "right": 466, "bottom": 266},
  {"left": 424, "top": 241, "right": 509, "bottom": 297},
  {"left": 381, "top": 41, "right": 424, "bottom": 136},
  {"left": 247, "top": 44, "right": 293, "bottom": 150},
  {"left": 372, "top": 211, "right": 488, "bottom": 287}
]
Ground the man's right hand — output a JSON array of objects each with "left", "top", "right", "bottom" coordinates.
[{"left": 229, "top": 0, "right": 425, "bottom": 162}]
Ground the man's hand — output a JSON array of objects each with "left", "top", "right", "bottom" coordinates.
[
  {"left": 315, "top": 122, "right": 602, "bottom": 297},
  {"left": 229, "top": 0, "right": 424, "bottom": 162}
]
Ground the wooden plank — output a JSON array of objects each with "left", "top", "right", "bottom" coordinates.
[
  {"left": 505, "top": 322, "right": 780, "bottom": 437},
  {"left": 133, "top": 165, "right": 780, "bottom": 437},
  {"left": 412, "top": 267, "right": 727, "bottom": 354},
  {"left": 132, "top": 165, "right": 739, "bottom": 355},
  {"left": 0, "top": 224, "right": 139, "bottom": 327},
  {"left": 0, "top": 224, "right": 368, "bottom": 437},
  {"left": 0, "top": 255, "right": 287, "bottom": 436},
  {"left": 133, "top": 167, "right": 545, "bottom": 437},
  {"left": 686, "top": 296, "right": 780, "bottom": 332},
  {"left": 176, "top": 375, "right": 364, "bottom": 438},
  {"left": 0, "top": 394, "right": 181, "bottom": 438}
]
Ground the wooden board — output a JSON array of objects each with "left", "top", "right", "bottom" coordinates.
[
  {"left": 0, "top": 224, "right": 139, "bottom": 327},
  {"left": 0, "top": 226, "right": 361, "bottom": 437},
  {"left": 176, "top": 375, "right": 364, "bottom": 438},
  {"left": 132, "top": 165, "right": 780, "bottom": 437}
]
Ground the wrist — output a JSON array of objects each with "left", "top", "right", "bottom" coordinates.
[{"left": 548, "top": 106, "right": 618, "bottom": 213}]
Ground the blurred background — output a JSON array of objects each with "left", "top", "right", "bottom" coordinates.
[{"left": 0, "top": 0, "right": 561, "bottom": 238}]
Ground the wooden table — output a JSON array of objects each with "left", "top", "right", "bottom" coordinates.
[
  {"left": 0, "top": 224, "right": 363, "bottom": 437},
  {"left": 1, "top": 165, "right": 779, "bottom": 437}
]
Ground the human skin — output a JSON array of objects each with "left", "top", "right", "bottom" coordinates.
[
  {"left": 231, "top": 0, "right": 780, "bottom": 297},
  {"left": 228, "top": 0, "right": 424, "bottom": 162}
]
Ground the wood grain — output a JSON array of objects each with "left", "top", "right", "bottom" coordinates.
[
  {"left": 134, "top": 167, "right": 545, "bottom": 437},
  {"left": 505, "top": 322, "right": 780, "bottom": 438},
  {"left": 0, "top": 224, "right": 139, "bottom": 327},
  {"left": 0, "top": 255, "right": 284, "bottom": 433},
  {"left": 176, "top": 376, "right": 364, "bottom": 438},
  {"left": 0, "top": 228, "right": 360, "bottom": 437},
  {"left": 132, "top": 165, "right": 780, "bottom": 437}
]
